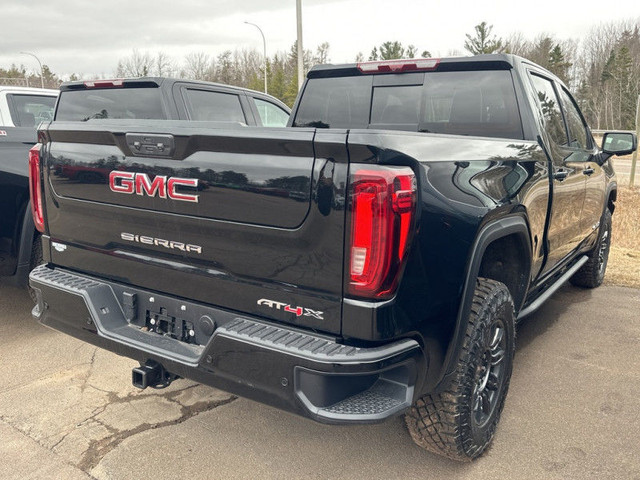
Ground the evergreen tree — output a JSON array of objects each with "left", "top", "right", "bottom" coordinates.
[
  {"left": 464, "top": 22, "right": 504, "bottom": 55},
  {"left": 548, "top": 45, "right": 572, "bottom": 84},
  {"left": 379, "top": 41, "right": 404, "bottom": 59}
]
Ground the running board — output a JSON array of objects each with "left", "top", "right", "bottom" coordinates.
[{"left": 517, "top": 255, "right": 589, "bottom": 320}]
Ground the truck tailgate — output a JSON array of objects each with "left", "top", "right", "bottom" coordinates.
[{"left": 41, "top": 121, "right": 348, "bottom": 334}]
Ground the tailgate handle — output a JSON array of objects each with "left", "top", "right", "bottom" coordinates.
[{"left": 125, "top": 133, "right": 175, "bottom": 157}]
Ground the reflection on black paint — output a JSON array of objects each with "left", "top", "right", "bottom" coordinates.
[
  {"left": 48, "top": 143, "right": 314, "bottom": 228},
  {"left": 316, "top": 160, "right": 335, "bottom": 216}
]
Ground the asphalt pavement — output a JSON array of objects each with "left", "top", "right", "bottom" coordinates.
[{"left": 1, "top": 280, "right": 639, "bottom": 479}]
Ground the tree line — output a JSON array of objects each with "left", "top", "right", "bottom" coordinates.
[{"left": 2, "top": 19, "right": 638, "bottom": 130}]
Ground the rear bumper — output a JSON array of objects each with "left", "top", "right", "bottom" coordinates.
[{"left": 29, "top": 265, "right": 427, "bottom": 424}]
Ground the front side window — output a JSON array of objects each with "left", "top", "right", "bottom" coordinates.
[
  {"left": 185, "top": 89, "right": 246, "bottom": 123},
  {"left": 9, "top": 94, "right": 56, "bottom": 127},
  {"left": 559, "top": 88, "right": 589, "bottom": 149},
  {"left": 530, "top": 74, "right": 568, "bottom": 146},
  {"left": 254, "top": 98, "right": 289, "bottom": 127}
]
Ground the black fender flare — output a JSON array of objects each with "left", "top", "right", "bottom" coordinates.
[
  {"left": 604, "top": 181, "right": 617, "bottom": 215},
  {"left": 434, "top": 215, "right": 531, "bottom": 391},
  {"left": 11, "top": 202, "right": 37, "bottom": 286}
]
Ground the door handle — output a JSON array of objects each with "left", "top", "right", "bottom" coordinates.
[
  {"left": 553, "top": 169, "right": 568, "bottom": 181},
  {"left": 583, "top": 166, "right": 595, "bottom": 176}
]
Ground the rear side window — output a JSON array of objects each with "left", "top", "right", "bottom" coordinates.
[
  {"left": 530, "top": 74, "right": 568, "bottom": 146},
  {"left": 56, "top": 88, "right": 166, "bottom": 121},
  {"left": 293, "top": 70, "right": 523, "bottom": 139},
  {"left": 8, "top": 94, "right": 56, "bottom": 127},
  {"left": 185, "top": 89, "right": 246, "bottom": 123},
  {"left": 254, "top": 98, "right": 289, "bottom": 127}
]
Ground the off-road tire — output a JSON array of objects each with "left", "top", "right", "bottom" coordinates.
[
  {"left": 405, "top": 278, "right": 515, "bottom": 461},
  {"left": 569, "top": 209, "right": 612, "bottom": 289},
  {"left": 28, "top": 235, "right": 43, "bottom": 303}
]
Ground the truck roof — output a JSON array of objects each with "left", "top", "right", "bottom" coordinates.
[
  {"left": 60, "top": 77, "right": 268, "bottom": 98},
  {"left": 0, "top": 86, "right": 58, "bottom": 96},
  {"left": 307, "top": 54, "right": 555, "bottom": 79}
]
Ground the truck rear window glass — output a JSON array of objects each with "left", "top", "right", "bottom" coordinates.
[
  {"left": 8, "top": 94, "right": 56, "bottom": 127},
  {"left": 293, "top": 70, "right": 524, "bottom": 139},
  {"left": 293, "top": 76, "right": 372, "bottom": 128},
  {"left": 371, "top": 85, "right": 422, "bottom": 125},
  {"left": 55, "top": 88, "right": 166, "bottom": 121}
]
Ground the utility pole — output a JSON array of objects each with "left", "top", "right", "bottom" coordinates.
[
  {"left": 296, "top": 0, "right": 304, "bottom": 90},
  {"left": 244, "top": 22, "right": 268, "bottom": 94},
  {"left": 20, "top": 51, "right": 44, "bottom": 89},
  {"left": 630, "top": 94, "right": 640, "bottom": 187}
]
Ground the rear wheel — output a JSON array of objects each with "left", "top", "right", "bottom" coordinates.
[
  {"left": 405, "top": 278, "right": 515, "bottom": 461},
  {"left": 570, "top": 209, "right": 612, "bottom": 289},
  {"left": 28, "top": 235, "right": 43, "bottom": 303}
]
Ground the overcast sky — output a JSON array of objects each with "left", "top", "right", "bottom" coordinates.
[{"left": 0, "top": 0, "right": 639, "bottom": 78}]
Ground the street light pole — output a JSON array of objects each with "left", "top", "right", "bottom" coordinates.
[
  {"left": 244, "top": 22, "right": 267, "bottom": 94},
  {"left": 296, "top": 0, "right": 304, "bottom": 90},
  {"left": 20, "top": 51, "right": 44, "bottom": 89}
]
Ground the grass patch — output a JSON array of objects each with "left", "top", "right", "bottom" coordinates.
[{"left": 607, "top": 185, "right": 640, "bottom": 288}]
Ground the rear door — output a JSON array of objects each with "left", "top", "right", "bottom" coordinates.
[{"left": 42, "top": 119, "right": 349, "bottom": 334}]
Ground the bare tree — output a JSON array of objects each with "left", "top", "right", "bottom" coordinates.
[
  {"left": 154, "top": 52, "right": 174, "bottom": 77},
  {"left": 116, "top": 49, "right": 153, "bottom": 77},
  {"left": 314, "top": 42, "right": 330, "bottom": 65},
  {"left": 182, "top": 52, "right": 214, "bottom": 81}
]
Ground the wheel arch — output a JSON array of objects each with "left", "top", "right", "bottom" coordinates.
[
  {"left": 434, "top": 215, "right": 531, "bottom": 391},
  {"left": 10, "top": 202, "right": 38, "bottom": 286},
  {"left": 606, "top": 182, "right": 617, "bottom": 214}
]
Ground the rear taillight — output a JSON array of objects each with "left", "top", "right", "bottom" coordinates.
[
  {"left": 28, "top": 144, "right": 45, "bottom": 233},
  {"left": 347, "top": 167, "right": 417, "bottom": 298}
]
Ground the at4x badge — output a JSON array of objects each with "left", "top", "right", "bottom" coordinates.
[{"left": 257, "top": 299, "right": 324, "bottom": 320}]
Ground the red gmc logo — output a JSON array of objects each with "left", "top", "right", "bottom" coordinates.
[{"left": 109, "top": 171, "right": 199, "bottom": 203}]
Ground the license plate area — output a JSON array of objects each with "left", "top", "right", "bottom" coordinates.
[
  {"left": 144, "top": 307, "right": 196, "bottom": 344},
  {"left": 117, "top": 289, "right": 219, "bottom": 348}
]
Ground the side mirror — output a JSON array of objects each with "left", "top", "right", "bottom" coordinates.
[{"left": 602, "top": 132, "right": 638, "bottom": 156}]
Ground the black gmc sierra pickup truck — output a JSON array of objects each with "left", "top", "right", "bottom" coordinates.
[
  {"left": 0, "top": 86, "right": 58, "bottom": 295},
  {"left": 2, "top": 79, "right": 288, "bottom": 296},
  {"left": 29, "top": 55, "right": 637, "bottom": 460}
]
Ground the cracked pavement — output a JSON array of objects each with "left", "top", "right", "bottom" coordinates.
[{"left": 2, "top": 280, "right": 640, "bottom": 479}]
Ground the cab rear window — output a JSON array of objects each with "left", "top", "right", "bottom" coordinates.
[
  {"left": 55, "top": 88, "right": 166, "bottom": 121},
  {"left": 293, "top": 70, "right": 524, "bottom": 139},
  {"left": 8, "top": 94, "right": 56, "bottom": 127}
]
